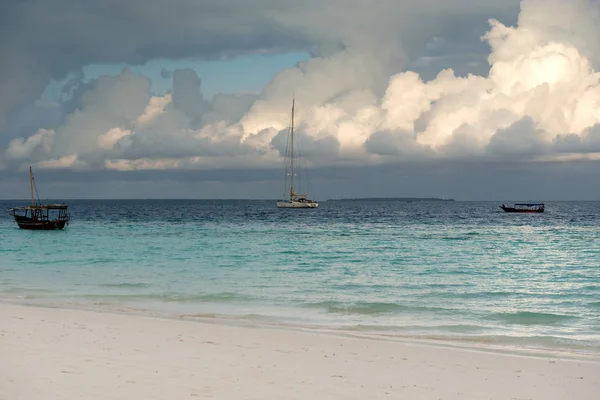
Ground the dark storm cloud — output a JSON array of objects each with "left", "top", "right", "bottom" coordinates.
[{"left": 0, "top": 0, "right": 311, "bottom": 132}]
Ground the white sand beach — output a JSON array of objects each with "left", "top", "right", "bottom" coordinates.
[{"left": 1, "top": 303, "right": 598, "bottom": 400}]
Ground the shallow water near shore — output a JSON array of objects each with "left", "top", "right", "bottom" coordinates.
[{"left": 1, "top": 199, "right": 599, "bottom": 355}]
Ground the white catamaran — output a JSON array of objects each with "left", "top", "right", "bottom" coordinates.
[{"left": 276, "top": 98, "right": 318, "bottom": 209}]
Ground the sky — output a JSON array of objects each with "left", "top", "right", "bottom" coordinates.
[{"left": 2, "top": 0, "right": 600, "bottom": 200}]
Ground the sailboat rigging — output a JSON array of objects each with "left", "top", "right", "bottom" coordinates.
[{"left": 276, "top": 98, "right": 318, "bottom": 209}]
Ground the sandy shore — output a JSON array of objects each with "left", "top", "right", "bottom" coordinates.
[{"left": 1, "top": 304, "right": 598, "bottom": 399}]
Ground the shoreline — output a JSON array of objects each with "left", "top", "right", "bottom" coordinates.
[
  {"left": 2, "top": 303, "right": 599, "bottom": 399},
  {"left": 2, "top": 296, "right": 599, "bottom": 361}
]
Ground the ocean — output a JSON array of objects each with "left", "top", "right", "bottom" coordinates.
[{"left": 1, "top": 199, "right": 599, "bottom": 355}]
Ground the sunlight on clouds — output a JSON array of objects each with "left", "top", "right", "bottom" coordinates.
[
  {"left": 105, "top": 158, "right": 182, "bottom": 171},
  {"left": 136, "top": 94, "right": 172, "bottom": 126},
  {"left": 7, "top": 129, "right": 54, "bottom": 161},
  {"left": 5, "top": 0, "right": 600, "bottom": 171},
  {"left": 37, "top": 154, "right": 79, "bottom": 169},
  {"left": 97, "top": 127, "right": 132, "bottom": 150}
]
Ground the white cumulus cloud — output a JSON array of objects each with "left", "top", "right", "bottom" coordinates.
[{"left": 5, "top": 0, "right": 600, "bottom": 172}]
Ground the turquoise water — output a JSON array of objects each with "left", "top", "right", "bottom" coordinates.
[{"left": 1, "top": 200, "right": 599, "bottom": 354}]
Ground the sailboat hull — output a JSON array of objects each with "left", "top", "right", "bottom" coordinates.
[{"left": 277, "top": 201, "right": 318, "bottom": 208}]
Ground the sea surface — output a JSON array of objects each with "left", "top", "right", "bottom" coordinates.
[{"left": 1, "top": 199, "right": 599, "bottom": 355}]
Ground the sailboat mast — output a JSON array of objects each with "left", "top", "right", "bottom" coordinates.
[
  {"left": 29, "top": 166, "right": 35, "bottom": 206},
  {"left": 290, "top": 97, "right": 295, "bottom": 200}
]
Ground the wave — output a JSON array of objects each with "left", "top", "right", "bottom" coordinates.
[
  {"left": 580, "top": 285, "right": 600, "bottom": 291},
  {"left": 303, "top": 300, "right": 453, "bottom": 315},
  {"left": 279, "top": 250, "right": 303, "bottom": 255},
  {"left": 99, "top": 282, "right": 151, "bottom": 289},
  {"left": 410, "top": 333, "right": 600, "bottom": 354},
  {"left": 344, "top": 324, "right": 487, "bottom": 334},
  {"left": 0, "top": 287, "right": 58, "bottom": 294},
  {"left": 292, "top": 266, "right": 324, "bottom": 273},
  {"left": 165, "top": 292, "right": 256, "bottom": 303},
  {"left": 416, "top": 231, "right": 482, "bottom": 241},
  {"left": 490, "top": 311, "right": 577, "bottom": 325},
  {"left": 87, "top": 257, "right": 117, "bottom": 264},
  {"left": 587, "top": 301, "right": 600, "bottom": 309},
  {"left": 436, "top": 291, "right": 514, "bottom": 299},
  {"left": 76, "top": 291, "right": 257, "bottom": 304}
]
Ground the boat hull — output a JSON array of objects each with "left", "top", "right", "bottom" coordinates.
[
  {"left": 500, "top": 206, "right": 544, "bottom": 213},
  {"left": 13, "top": 216, "right": 67, "bottom": 230},
  {"left": 277, "top": 201, "right": 318, "bottom": 208}
]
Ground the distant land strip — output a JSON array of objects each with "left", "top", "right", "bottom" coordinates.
[{"left": 325, "top": 197, "right": 455, "bottom": 202}]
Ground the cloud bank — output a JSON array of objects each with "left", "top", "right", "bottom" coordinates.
[{"left": 4, "top": 0, "right": 600, "bottom": 175}]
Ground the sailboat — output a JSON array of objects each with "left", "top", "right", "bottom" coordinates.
[
  {"left": 8, "top": 167, "right": 70, "bottom": 230},
  {"left": 276, "top": 98, "right": 318, "bottom": 209}
]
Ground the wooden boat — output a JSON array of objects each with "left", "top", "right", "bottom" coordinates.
[
  {"left": 276, "top": 97, "right": 318, "bottom": 209},
  {"left": 500, "top": 203, "right": 544, "bottom": 213},
  {"left": 8, "top": 167, "right": 70, "bottom": 230}
]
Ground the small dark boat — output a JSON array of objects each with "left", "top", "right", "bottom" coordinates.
[
  {"left": 500, "top": 203, "right": 544, "bottom": 213},
  {"left": 8, "top": 167, "right": 70, "bottom": 230}
]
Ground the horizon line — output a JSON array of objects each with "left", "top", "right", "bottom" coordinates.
[{"left": 1, "top": 198, "right": 600, "bottom": 202}]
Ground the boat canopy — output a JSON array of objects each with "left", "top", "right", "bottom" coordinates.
[
  {"left": 10, "top": 204, "right": 68, "bottom": 210},
  {"left": 514, "top": 203, "right": 544, "bottom": 206}
]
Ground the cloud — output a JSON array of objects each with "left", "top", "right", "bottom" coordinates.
[
  {"left": 271, "top": 126, "right": 341, "bottom": 161},
  {"left": 552, "top": 123, "right": 600, "bottom": 153},
  {"left": 486, "top": 117, "right": 546, "bottom": 158},
  {"left": 202, "top": 93, "right": 258, "bottom": 126},
  {"left": 364, "top": 130, "right": 433, "bottom": 160},
  {"left": 7, "top": 129, "right": 55, "bottom": 162},
  {"left": 160, "top": 69, "right": 173, "bottom": 79},
  {"left": 5, "top": 0, "right": 600, "bottom": 177},
  {"left": 172, "top": 68, "right": 208, "bottom": 125},
  {"left": 0, "top": 0, "right": 305, "bottom": 132},
  {"left": 0, "top": 0, "right": 519, "bottom": 133}
]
